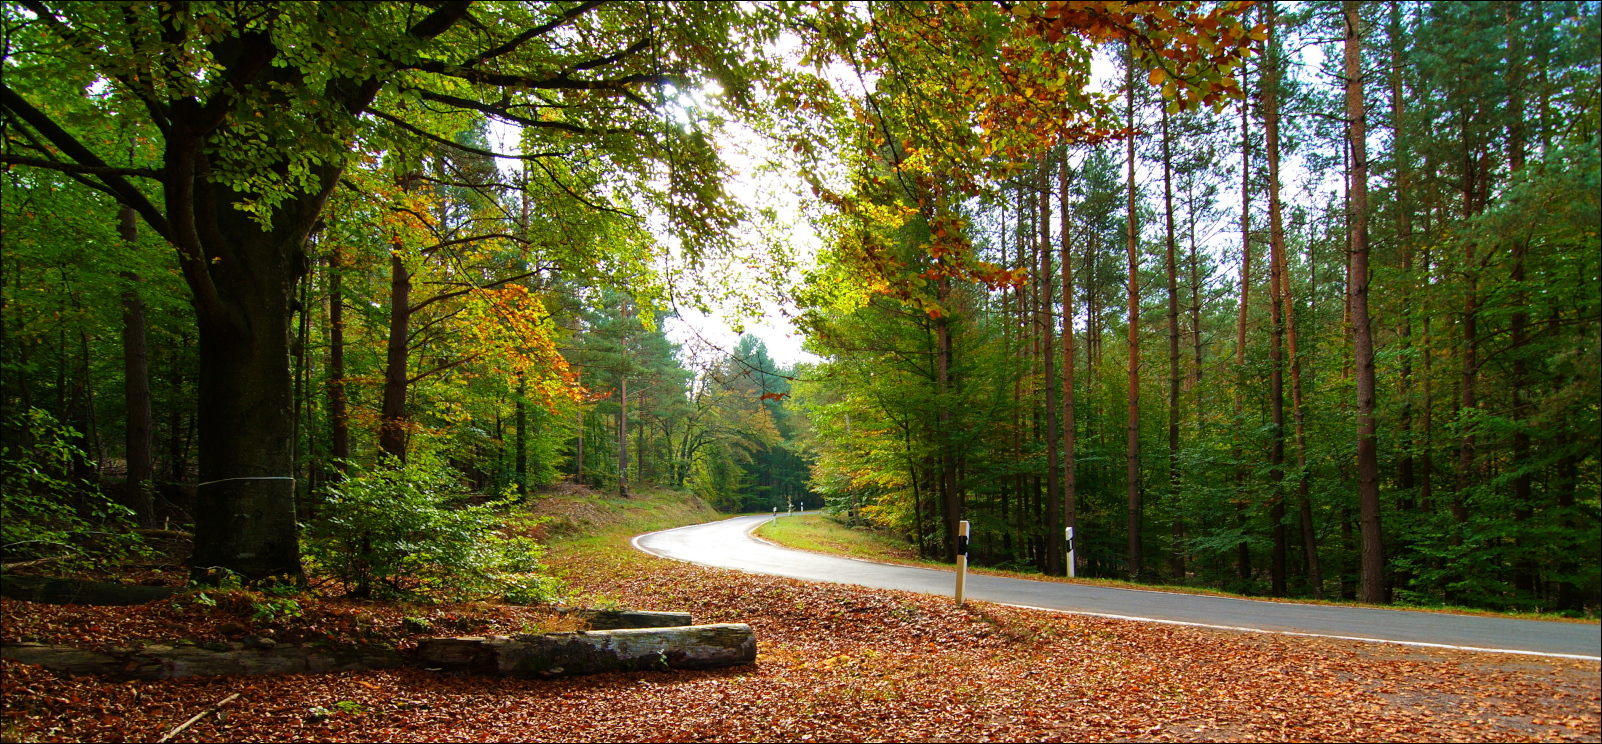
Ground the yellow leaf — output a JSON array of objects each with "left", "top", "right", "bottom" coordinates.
[{"left": 1149, "top": 67, "right": 1167, "bottom": 86}]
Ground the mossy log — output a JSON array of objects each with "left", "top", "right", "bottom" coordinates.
[
  {"left": 0, "top": 575, "right": 177, "bottom": 605},
  {"left": 555, "top": 607, "right": 693, "bottom": 630},
  {"left": 1, "top": 641, "right": 401, "bottom": 679},
  {"left": 416, "top": 623, "right": 756, "bottom": 678}
]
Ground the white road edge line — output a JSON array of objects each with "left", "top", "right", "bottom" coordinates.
[
  {"left": 991, "top": 602, "right": 1601, "bottom": 662},
  {"left": 632, "top": 517, "right": 1601, "bottom": 663}
]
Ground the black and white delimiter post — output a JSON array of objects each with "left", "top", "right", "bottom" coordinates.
[{"left": 955, "top": 520, "right": 970, "bottom": 606}]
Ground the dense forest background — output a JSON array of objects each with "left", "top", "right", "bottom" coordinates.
[
  {"left": 2, "top": 1, "right": 1596, "bottom": 614},
  {"left": 796, "top": 1, "right": 1600, "bottom": 612}
]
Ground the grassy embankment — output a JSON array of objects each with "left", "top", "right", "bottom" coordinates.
[{"left": 753, "top": 512, "right": 1600, "bottom": 623}]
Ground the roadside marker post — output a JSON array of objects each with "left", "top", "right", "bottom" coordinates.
[
  {"left": 1066, "top": 527, "right": 1076, "bottom": 578},
  {"left": 955, "top": 520, "right": 970, "bottom": 607},
  {"left": 771, "top": 507, "right": 777, "bottom": 524}
]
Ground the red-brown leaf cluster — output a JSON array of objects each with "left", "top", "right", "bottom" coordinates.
[{"left": 3, "top": 538, "right": 1598, "bottom": 742}]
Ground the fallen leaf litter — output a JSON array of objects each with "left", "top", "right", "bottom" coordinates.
[{"left": 2, "top": 540, "right": 1597, "bottom": 742}]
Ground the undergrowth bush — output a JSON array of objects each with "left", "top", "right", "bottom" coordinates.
[
  {"left": 303, "top": 455, "right": 561, "bottom": 603},
  {"left": 1, "top": 408, "right": 145, "bottom": 568}
]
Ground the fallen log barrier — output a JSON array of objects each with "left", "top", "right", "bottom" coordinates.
[
  {"left": 0, "top": 575, "right": 178, "bottom": 605},
  {"left": 555, "top": 607, "right": 693, "bottom": 630},
  {"left": 1, "top": 640, "right": 402, "bottom": 680},
  {"left": 417, "top": 623, "right": 757, "bottom": 678}
]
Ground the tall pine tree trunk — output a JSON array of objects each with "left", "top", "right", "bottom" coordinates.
[
  {"left": 1039, "top": 160, "right": 1063, "bottom": 576},
  {"left": 1506, "top": 3, "right": 1536, "bottom": 597},
  {"left": 1390, "top": 0, "right": 1416, "bottom": 511},
  {"left": 618, "top": 377, "right": 630, "bottom": 498},
  {"left": 1124, "top": 46, "right": 1143, "bottom": 581},
  {"left": 1345, "top": 0, "right": 1387, "bottom": 604},
  {"left": 1263, "top": 1, "right": 1289, "bottom": 597},
  {"left": 937, "top": 277, "right": 960, "bottom": 562},
  {"left": 1163, "top": 107, "right": 1184, "bottom": 581},
  {"left": 1059, "top": 157, "right": 1078, "bottom": 575},
  {"left": 1235, "top": 61, "right": 1254, "bottom": 583}
]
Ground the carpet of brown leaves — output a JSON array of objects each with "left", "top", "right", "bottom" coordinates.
[{"left": 3, "top": 537, "right": 1598, "bottom": 742}]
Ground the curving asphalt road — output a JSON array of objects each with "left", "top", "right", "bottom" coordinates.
[{"left": 634, "top": 515, "right": 1602, "bottom": 660}]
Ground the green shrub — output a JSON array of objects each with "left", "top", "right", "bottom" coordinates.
[
  {"left": 303, "top": 455, "right": 561, "bottom": 602},
  {"left": 1, "top": 408, "right": 143, "bottom": 567}
]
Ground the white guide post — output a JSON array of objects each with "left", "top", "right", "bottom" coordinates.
[
  {"left": 771, "top": 506, "right": 777, "bottom": 524},
  {"left": 1066, "top": 526, "right": 1077, "bottom": 578},
  {"left": 955, "top": 520, "right": 970, "bottom": 607}
]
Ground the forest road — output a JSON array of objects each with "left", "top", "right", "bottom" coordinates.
[{"left": 634, "top": 515, "right": 1601, "bottom": 660}]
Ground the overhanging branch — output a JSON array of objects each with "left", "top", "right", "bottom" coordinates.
[{"left": 0, "top": 154, "right": 163, "bottom": 179}]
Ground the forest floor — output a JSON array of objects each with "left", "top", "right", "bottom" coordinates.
[
  {"left": 2, "top": 486, "right": 1598, "bottom": 742},
  {"left": 754, "top": 513, "right": 1602, "bottom": 625}
]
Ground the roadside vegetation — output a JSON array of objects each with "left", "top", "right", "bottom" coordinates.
[{"left": 756, "top": 513, "right": 1602, "bottom": 624}]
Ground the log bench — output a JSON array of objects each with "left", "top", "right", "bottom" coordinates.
[
  {"left": 3, "top": 624, "right": 756, "bottom": 680},
  {"left": 0, "top": 640, "right": 402, "bottom": 680},
  {"left": 416, "top": 624, "right": 757, "bottom": 677}
]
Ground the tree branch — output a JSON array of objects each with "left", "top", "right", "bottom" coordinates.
[
  {"left": 0, "top": 84, "right": 173, "bottom": 241},
  {"left": 408, "top": 355, "right": 478, "bottom": 385},
  {"left": 367, "top": 109, "right": 569, "bottom": 160},
  {"left": 407, "top": 1, "right": 476, "bottom": 42},
  {"left": 410, "top": 269, "right": 543, "bottom": 314},
  {"left": 467, "top": 1, "right": 607, "bottom": 64},
  {"left": 0, "top": 154, "right": 163, "bottom": 179},
  {"left": 411, "top": 89, "right": 636, "bottom": 135}
]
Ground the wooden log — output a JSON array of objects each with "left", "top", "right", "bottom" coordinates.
[
  {"left": 417, "top": 623, "right": 756, "bottom": 678},
  {"left": 554, "top": 607, "right": 693, "bottom": 630},
  {"left": 132, "top": 528, "right": 194, "bottom": 540},
  {"left": 0, "top": 575, "right": 177, "bottom": 605},
  {"left": 0, "top": 641, "right": 402, "bottom": 679},
  {"left": 156, "top": 693, "right": 238, "bottom": 743}
]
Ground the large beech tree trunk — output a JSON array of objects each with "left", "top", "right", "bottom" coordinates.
[
  {"left": 1345, "top": 0, "right": 1387, "bottom": 604},
  {"left": 0, "top": 4, "right": 475, "bottom": 582},
  {"left": 190, "top": 196, "right": 319, "bottom": 581}
]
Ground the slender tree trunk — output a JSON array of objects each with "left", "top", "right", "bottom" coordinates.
[
  {"left": 1186, "top": 186, "right": 1203, "bottom": 391},
  {"left": 1346, "top": 1, "right": 1387, "bottom": 604},
  {"left": 1390, "top": 0, "right": 1416, "bottom": 509},
  {"left": 1059, "top": 156, "right": 1078, "bottom": 574},
  {"left": 937, "top": 277, "right": 960, "bottom": 562},
  {"left": 618, "top": 377, "right": 630, "bottom": 498},
  {"left": 1235, "top": 61, "right": 1254, "bottom": 584},
  {"left": 379, "top": 248, "right": 411, "bottom": 463},
  {"left": 1163, "top": 107, "right": 1184, "bottom": 581},
  {"left": 118, "top": 206, "right": 154, "bottom": 523},
  {"left": 327, "top": 247, "right": 349, "bottom": 466},
  {"left": 1124, "top": 46, "right": 1143, "bottom": 581},
  {"left": 1506, "top": 2, "right": 1536, "bottom": 597},
  {"left": 1264, "top": 1, "right": 1289, "bottom": 597},
  {"left": 516, "top": 374, "right": 528, "bottom": 498},
  {"left": 1039, "top": 160, "right": 1063, "bottom": 576},
  {"left": 575, "top": 368, "right": 584, "bottom": 486}
]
